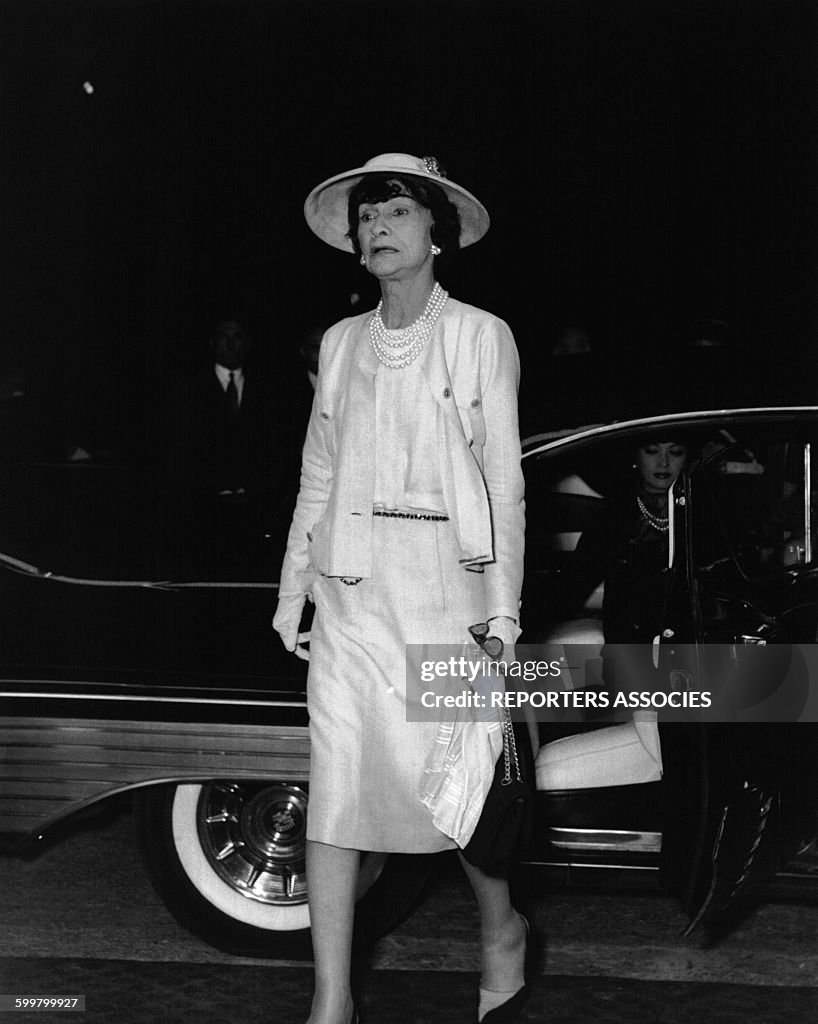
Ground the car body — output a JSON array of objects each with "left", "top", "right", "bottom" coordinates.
[
  {"left": 1, "top": 407, "right": 817, "bottom": 954},
  {"left": 520, "top": 408, "right": 818, "bottom": 930}
]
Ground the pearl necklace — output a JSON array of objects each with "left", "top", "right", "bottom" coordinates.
[
  {"left": 637, "top": 496, "right": 669, "bottom": 533},
  {"left": 369, "top": 283, "right": 448, "bottom": 369}
]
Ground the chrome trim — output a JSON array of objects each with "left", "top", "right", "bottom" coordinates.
[
  {"left": 522, "top": 406, "right": 818, "bottom": 460},
  {"left": 524, "top": 859, "right": 660, "bottom": 873},
  {"left": 805, "top": 443, "right": 812, "bottom": 565},
  {"left": 0, "top": 546, "right": 280, "bottom": 591},
  {"left": 0, "top": 716, "right": 311, "bottom": 840},
  {"left": 1, "top": 690, "right": 306, "bottom": 709},
  {"left": 546, "top": 826, "right": 662, "bottom": 854}
]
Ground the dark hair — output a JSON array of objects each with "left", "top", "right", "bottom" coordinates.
[
  {"left": 346, "top": 173, "right": 461, "bottom": 258},
  {"left": 634, "top": 439, "right": 689, "bottom": 453}
]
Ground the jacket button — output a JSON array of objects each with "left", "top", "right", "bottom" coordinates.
[
  {"left": 471, "top": 398, "right": 481, "bottom": 408},
  {"left": 442, "top": 388, "right": 451, "bottom": 398}
]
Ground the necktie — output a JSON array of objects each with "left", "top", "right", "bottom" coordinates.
[{"left": 226, "top": 372, "right": 239, "bottom": 417}]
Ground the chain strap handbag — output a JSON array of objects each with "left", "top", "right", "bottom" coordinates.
[{"left": 461, "top": 625, "right": 536, "bottom": 874}]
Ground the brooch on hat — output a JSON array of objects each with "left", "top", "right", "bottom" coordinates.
[{"left": 422, "top": 156, "right": 446, "bottom": 178}]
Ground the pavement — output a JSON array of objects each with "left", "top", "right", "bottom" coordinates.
[
  {"left": 1, "top": 808, "right": 817, "bottom": 1023},
  {"left": 2, "top": 956, "right": 818, "bottom": 1023}
]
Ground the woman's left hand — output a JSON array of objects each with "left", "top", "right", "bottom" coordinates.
[
  {"left": 488, "top": 616, "right": 539, "bottom": 761},
  {"left": 486, "top": 615, "right": 520, "bottom": 657}
]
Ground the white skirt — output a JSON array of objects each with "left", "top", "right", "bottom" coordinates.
[{"left": 305, "top": 515, "right": 490, "bottom": 852}]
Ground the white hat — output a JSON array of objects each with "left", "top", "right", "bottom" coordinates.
[{"left": 303, "top": 152, "right": 490, "bottom": 252}]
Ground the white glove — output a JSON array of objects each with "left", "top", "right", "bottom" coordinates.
[
  {"left": 486, "top": 617, "right": 538, "bottom": 758},
  {"left": 273, "top": 592, "right": 312, "bottom": 662},
  {"left": 486, "top": 615, "right": 521, "bottom": 655}
]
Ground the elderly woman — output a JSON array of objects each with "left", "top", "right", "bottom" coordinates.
[{"left": 273, "top": 153, "right": 526, "bottom": 1024}]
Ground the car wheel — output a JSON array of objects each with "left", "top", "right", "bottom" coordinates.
[{"left": 133, "top": 781, "right": 433, "bottom": 958}]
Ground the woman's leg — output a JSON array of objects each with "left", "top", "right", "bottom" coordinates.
[
  {"left": 459, "top": 854, "right": 527, "bottom": 1015},
  {"left": 305, "top": 839, "right": 360, "bottom": 1024}
]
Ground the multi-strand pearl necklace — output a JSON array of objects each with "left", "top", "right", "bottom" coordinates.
[
  {"left": 369, "top": 282, "right": 448, "bottom": 369},
  {"left": 637, "top": 495, "right": 669, "bottom": 533}
]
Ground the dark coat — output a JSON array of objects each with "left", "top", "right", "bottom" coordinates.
[
  {"left": 161, "top": 362, "right": 292, "bottom": 496},
  {"left": 564, "top": 494, "right": 672, "bottom": 645},
  {"left": 560, "top": 493, "right": 676, "bottom": 697}
]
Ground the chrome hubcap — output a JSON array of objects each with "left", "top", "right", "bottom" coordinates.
[{"left": 196, "top": 782, "right": 308, "bottom": 906}]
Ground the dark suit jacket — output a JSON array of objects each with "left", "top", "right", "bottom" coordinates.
[{"left": 162, "top": 361, "right": 292, "bottom": 496}]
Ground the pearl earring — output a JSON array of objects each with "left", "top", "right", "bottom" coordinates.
[
  {"left": 359, "top": 254, "right": 366, "bottom": 265},
  {"left": 430, "top": 244, "right": 442, "bottom": 256}
]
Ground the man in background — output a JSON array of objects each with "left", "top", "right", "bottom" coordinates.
[{"left": 164, "top": 317, "right": 270, "bottom": 496}]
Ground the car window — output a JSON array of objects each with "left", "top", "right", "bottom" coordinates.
[
  {"left": 523, "top": 433, "right": 677, "bottom": 634},
  {"left": 522, "top": 417, "right": 818, "bottom": 638},
  {"left": 696, "top": 433, "right": 816, "bottom": 579},
  {"left": 0, "top": 456, "right": 294, "bottom": 584}
]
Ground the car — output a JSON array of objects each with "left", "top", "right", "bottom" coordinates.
[
  {"left": 1, "top": 406, "right": 817, "bottom": 956},
  {"left": 520, "top": 408, "right": 818, "bottom": 932},
  {"left": 0, "top": 456, "right": 422, "bottom": 956}
]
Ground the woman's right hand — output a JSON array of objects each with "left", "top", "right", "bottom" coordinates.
[{"left": 272, "top": 593, "right": 312, "bottom": 661}]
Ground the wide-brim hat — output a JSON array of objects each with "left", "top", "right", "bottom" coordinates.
[{"left": 304, "top": 152, "right": 490, "bottom": 252}]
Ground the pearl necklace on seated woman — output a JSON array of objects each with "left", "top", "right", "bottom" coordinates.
[
  {"left": 632, "top": 441, "right": 688, "bottom": 536},
  {"left": 636, "top": 493, "right": 670, "bottom": 533}
]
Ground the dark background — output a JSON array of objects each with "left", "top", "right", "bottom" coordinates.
[{"left": 3, "top": 0, "right": 817, "bottom": 454}]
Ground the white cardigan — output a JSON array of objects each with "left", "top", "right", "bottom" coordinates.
[{"left": 278, "top": 297, "right": 525, "bottom": 623}]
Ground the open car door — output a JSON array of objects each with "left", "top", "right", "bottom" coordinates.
[{"left": 659, "top": 425, "right": 818, "bottom": 930}]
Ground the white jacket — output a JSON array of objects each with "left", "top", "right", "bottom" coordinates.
[{"left": 278, "top": 298, "right": 525, "bottom": 623}]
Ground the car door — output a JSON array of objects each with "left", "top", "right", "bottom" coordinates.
[{"left": 658, "top": 417, "right": 818, "bottom": 931}]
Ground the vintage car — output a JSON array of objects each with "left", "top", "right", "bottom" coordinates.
[
  {"left": 1, "top": 407, "right": 816, "bottom": 955},
  {"left": 520, "top": 408, "right": 818, "bottom": 932}
]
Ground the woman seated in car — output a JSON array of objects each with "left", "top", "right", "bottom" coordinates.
[
  {"left": 562, "top": 439, "right": 689, "bottom": 653},
  {"left": 535, "top": 440, "right": 690, "bottom": 787}
]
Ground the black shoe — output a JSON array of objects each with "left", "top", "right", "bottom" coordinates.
[
  {"left": 479, "top": 984, "right": 529, "bottom": 1024},
  {"left": 477, "top": 915, "right": 531, "bottom": 1023}
]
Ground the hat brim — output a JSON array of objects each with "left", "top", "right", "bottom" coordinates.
[{"left": 304, "top": 165, "right": 490, "bottom": 252}]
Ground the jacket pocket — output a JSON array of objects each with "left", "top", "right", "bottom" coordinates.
[
  {"left": 316, "top": 409, "right": 336, "bottom": 458},
  {"left": 457, "top": 396, "right": 486, "bottom": 470},
  {"left": 307, "top": 516, "right": 331, "bottom": 574}
]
